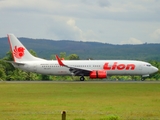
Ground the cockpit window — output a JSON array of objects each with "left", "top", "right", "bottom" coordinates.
[{"left": 146, "top": 64, "right": 151, "bottom": 67}]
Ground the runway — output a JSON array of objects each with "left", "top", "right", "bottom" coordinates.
[{"left": 1, "top": 80, "right": 160, "bottom": 84}]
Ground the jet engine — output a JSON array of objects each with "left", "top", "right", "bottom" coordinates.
[{"left": 90, "top": 70, "right": 107, "bottom": 79}]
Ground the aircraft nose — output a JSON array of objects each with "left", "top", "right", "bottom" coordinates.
[{"left": 153, "top": 67, "right": 159, "bottom": 73}]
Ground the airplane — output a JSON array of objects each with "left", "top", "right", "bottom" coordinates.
[{"left": 7, "top": 34, "right": 158, "bottom": 81}]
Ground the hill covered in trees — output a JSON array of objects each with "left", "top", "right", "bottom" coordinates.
[{"left": 0, "top": 37, "right": 160, "bottom": 61}]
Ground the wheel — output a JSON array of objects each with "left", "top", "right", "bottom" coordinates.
[
  {"left": 141, "top": 77, "right": 145, "bottom": 81},
  {"left": 80, "top": 76, "right": 85, "bottom": 81}
]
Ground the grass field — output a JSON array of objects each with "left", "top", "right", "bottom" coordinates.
[{"left": 0, "top": 82, "right": 160, "bottom": 120}]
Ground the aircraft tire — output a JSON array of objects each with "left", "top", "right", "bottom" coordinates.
[
  {"left": 80, "top": 76, "right": 85, "bottom": 81},
  {"left": 141, "top": 77, "right": 145, "bottom": 81}
]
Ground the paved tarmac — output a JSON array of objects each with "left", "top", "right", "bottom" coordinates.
[{"left": 0, "top": 80, "right": 160, "bottom": 84}]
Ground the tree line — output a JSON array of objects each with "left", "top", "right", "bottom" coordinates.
[
  {"left": 0, "top": 50, "right": 160, "bottom": 81},
  {"left": 1, "top": 37, "right": 160, "bottom": 61}
]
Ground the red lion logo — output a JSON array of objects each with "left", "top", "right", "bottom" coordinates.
[{"left": 13, "top": 46, "right": 25, "bottom": 59}]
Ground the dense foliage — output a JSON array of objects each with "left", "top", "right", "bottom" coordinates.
[{"left": 0, "top": 50, "right": 160, "bottom": 81}]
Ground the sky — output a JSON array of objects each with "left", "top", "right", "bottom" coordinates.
[{"left": 0, "top": 0, "right": 160, "bottom": 44}]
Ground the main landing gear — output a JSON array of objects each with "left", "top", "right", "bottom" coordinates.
[{"left": 80, "top": 76, "right": 85, "bottom": 81}]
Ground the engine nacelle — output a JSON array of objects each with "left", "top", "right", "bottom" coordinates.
[{"left": 90, "top": 70, "right": 107, "bottom": 79}]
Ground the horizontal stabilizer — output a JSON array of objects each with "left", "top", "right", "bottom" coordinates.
[{"left": 5, "top": 60, "right": 25, "bottom": 65}]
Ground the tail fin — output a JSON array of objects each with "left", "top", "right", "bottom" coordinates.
[{"left": 7, "top": 34, "right": 46, "bottom": 62}]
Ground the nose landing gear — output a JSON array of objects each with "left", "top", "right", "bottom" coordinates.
[
  {"left": 141, "top": 76, "right": 148, "bottom": 81},
  {"left": 141, "top": 77, "right": 145, "bottom": 81}
]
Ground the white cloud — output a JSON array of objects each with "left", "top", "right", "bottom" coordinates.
[
  {"left": 0, "top": 0, "right": 160, "bottom": 44},
  {"left": 66, "top": 19, "right": 84, "bottom": 40},
  {"left": 121, "top": 38, "right": 143, "bottom": 44},
  {"left": 150, "top": 29, "right": 160, "bottom": 40}
]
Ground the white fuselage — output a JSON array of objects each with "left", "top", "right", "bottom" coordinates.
[
  {"left": 12, "top": 60, "right": 158, "bottom": 77},
  {"left": 7, "top": 34, "right": 159, "bottom": 80}
]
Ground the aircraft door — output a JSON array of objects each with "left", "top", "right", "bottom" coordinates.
[
  {"left": 23, "top": 63, "right": 37, "bottom": 72},
  {"left": 139, "top": 64, "right": 142, "bottom": 74},
  {"left": 33, "top": 64, "right": 37, "bottom": 72}
]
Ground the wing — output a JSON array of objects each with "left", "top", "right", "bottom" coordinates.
[{"left": 55, "top": 55, "right": 91, "bottom": 76}]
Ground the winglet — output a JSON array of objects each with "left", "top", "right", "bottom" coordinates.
[{"left": 55, "top": 55, "right": 65, "bottom": 66}]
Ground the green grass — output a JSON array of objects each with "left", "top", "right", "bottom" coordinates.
[{"left": 0, "top": 82, "right": 160, "bottom": 120}]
